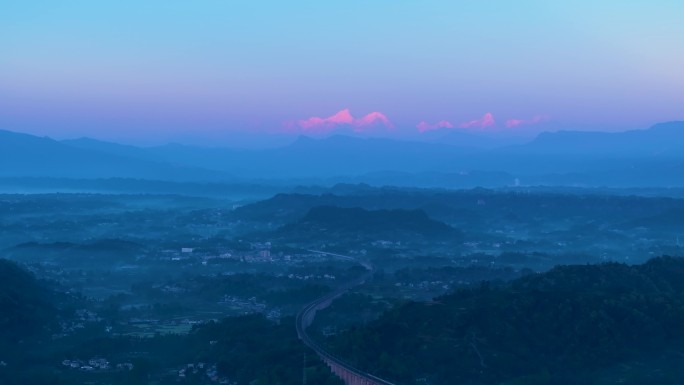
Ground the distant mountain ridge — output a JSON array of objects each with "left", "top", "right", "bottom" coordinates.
[
  {"left": 0, "top": 130, "right": 229, "bottom": 181},
  {"left": 516, "top": 121, "right": 684, "bottom": 156},
  {"left": 2, "top": 121, "right": 684, "bottom": 187}
]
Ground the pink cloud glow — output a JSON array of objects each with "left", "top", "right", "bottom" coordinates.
[
  {"left": 416, "top": 120, "right": 454, "bottom": 133},
  {"left": 459, "top": 113, "right": 496, "bottom": 129},
  {"left": 505, "top": 115, "right": 548, "bottom": 128},
  {"left": 291, "top": 109, "right": 394, "bottom": 133},
  {"left": 297, "top": 108, "right": 354, "bottom": 130},
  {"left": 505, "top": 119, "right": 525, "bottom": 128}
]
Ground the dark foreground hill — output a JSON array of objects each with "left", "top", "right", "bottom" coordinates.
[
  {"left": 0, "top": 259, "right": 57, "bottom": 344},
  {"left": 325, "top": 256, "right": 684, "bottom": 385}
]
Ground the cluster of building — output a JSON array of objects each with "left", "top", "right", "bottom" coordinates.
[
  {"left": 61, "top": 358, "right": 108, "bottom": 371},
  {"left": 157, "top": 245, "right": 370, "bottom": 269},
  {"left": 218, "top": 295, "right": 266, "bottom": 313},
  {"left": 177, "top": 362, "right": 234, "bottom": 384},
  {"left": 160, "top": 246, "right": 276, "bottom": 264},
  {"left": 61, "top": 357, "right": 136, "bottom": 372},
  {"left": 284, "top": 273, "right": 336, "bottom": 281},
  {"left": 394, "top": 281, "right": 450, "bottom": 290},
  {"left": 54, "top": 308, "right": 103, "bottom": 339}
]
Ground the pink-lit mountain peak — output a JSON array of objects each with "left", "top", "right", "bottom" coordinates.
[
  {"left": 295, "top": 109, "right": 394, "bottom": 133},
  {"left": 328, "top": 109, "right": 355, "bottom": 125}
]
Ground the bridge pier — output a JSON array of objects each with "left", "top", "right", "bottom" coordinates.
[{"left": 322, "top": 356, "right": 386, "bottom": 385}]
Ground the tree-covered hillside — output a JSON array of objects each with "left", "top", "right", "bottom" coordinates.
[
  {"left": 0, "top": 259, "right": 57, "bottom": 344},
  {"left": 326, "top": 257, "right": 684, "bottom": 385},
  {"left": 275, "top": 206, "right": 457, "bottom": 242}
]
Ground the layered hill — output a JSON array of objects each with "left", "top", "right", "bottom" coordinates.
[
  {"left": 0, "top": 130, "right": 227, "bottom": 181},
  {"left": 274, "top": 206, "right": 457, "bottom": 241},
  {"left": 2, "top": 121, "right": 684, "bottom": 187}
]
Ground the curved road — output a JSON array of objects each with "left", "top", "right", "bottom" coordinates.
[{"left": 296, "top": 251, "right": 396, "bottom": 385}]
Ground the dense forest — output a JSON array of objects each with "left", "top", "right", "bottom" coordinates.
[{"left": 325, "top": 257, "right": 684, "bottom": 385}]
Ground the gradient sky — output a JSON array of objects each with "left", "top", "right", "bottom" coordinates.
[{"left": 1, "top": 1, "right": 683, "bottom": 145}]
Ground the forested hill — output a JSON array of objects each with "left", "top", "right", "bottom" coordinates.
[
  {"left": 276, "top": 206, "right": 457, "bottom": 240},
  {"left": 0, "top": 259, "right": 57, "bottom": 344},
  {"left": 326, "top": 256, "right": 684, "bottom": 385}
]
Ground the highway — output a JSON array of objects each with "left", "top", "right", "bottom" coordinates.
[{"left": 296, "top": 251, "right": 397, "bottom": 385}]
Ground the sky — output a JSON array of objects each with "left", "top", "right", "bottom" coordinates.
[{"left": 1, "top": 1, "right": 683, "bottom": 145}]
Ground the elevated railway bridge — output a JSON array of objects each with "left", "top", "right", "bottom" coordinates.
[{"left": 296, "top": 251, "right": 396, "bottom": 385}]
